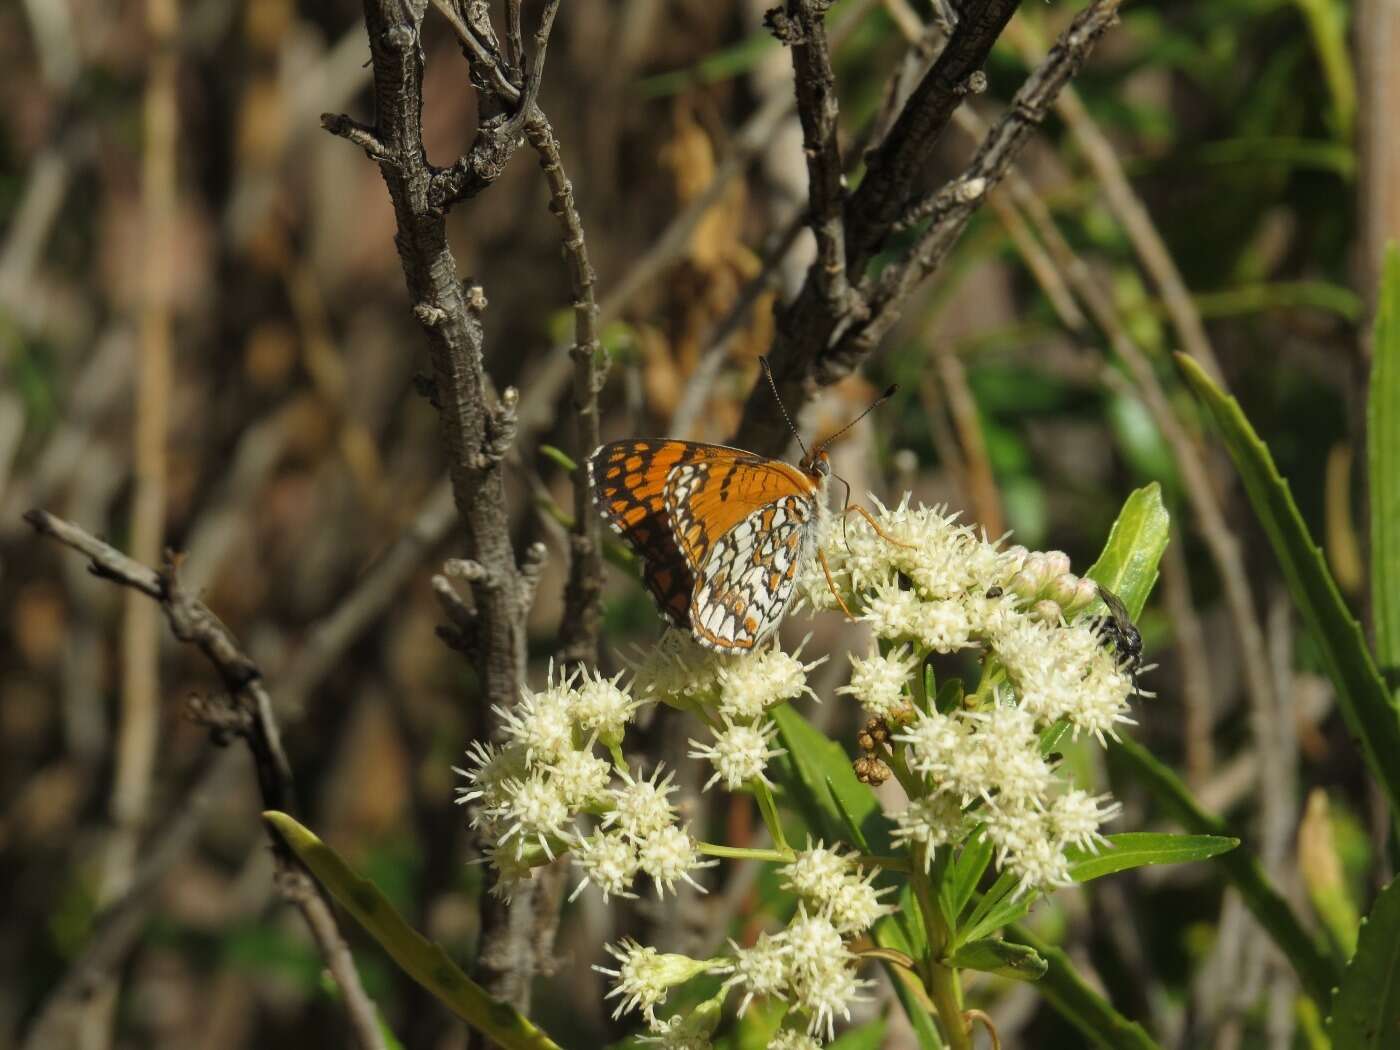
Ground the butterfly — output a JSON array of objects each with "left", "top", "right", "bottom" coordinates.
[{"left": 587, "top": 364, "right": 895, "bottom": 652}]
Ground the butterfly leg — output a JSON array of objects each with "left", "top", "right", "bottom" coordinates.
[
  {"left": 843, "top": 504, "right": 914, "bottom": 548},
  {"left": 818, "top": 548, "right": 856, "bottom": 619}
]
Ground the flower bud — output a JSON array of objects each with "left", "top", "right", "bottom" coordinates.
[{"left": 1031, "top": 599, "right": 1063, "bottom": 623}]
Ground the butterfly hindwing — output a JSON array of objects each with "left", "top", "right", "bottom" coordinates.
[{"left": 689, "top": 493, "right": 814, "bottom": 651}]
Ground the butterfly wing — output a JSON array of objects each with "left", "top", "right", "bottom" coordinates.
[
  {"left": 664, "top": 457, "right": 816, "bottom": 574},
  {"left": 588, "top": 440, "right": 752, "bottom": 627},
  {"left": 689, "top": 491, "right": 817, "bottom": 652}
]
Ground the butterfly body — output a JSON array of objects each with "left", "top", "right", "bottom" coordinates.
[{"left": 588, "top": 439, "right": 827, "bottom": 652}]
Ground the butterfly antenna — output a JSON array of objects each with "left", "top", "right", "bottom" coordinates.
[
  {"left": 759, "top": 356, "right": 810, "bottom": 459},
  {"left": 815, "top": 383, "right": 899, "bottom": 454}
]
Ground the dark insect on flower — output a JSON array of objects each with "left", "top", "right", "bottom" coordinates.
[
  {"left": 985, "top": 585, "right": 1004, "bottom": 598},
  {"left": 1093, "top": 584, "right": 1143, "bottom": 684}
]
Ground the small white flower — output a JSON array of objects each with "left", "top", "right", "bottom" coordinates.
[
  {"left": 715, "top": 643, "right": 823, "bottom": 722},
  {"left": 493, "top": 667, "right": 576, "bottom": 766},
  {"left": 837, "top": 644, "right": 917, "bottom": 719},
  {"left": 996, "top": 617, "right": 1135, "bottom": 742},
  {"left": 635, "top": 1014, "right": 715, "bottom": 1049},
  {"left": 781, "top": 843, "right": 892, "bottom": 935},
  {"left": 783, "top": 907, "right": 873, "bottom": 1041},
  {"left": 984, "top": 801, "right": 1074, "bottom": 898},
  {"left": 688, "top": 719, "right": 785, "bottom": 791},
  {"left": 482, "top": 843, "right": 537, "bottom": 902},
  {"left": 571, "top": 667, "right": 637, "bottom": 744},
  {"left": 494, "top": 772, "right": 571, "bottom": 859},
  {"left": 603, "top": 765, "right": 678, "bottom": 840},
  {"left": 720, "top": 931, "right": 791, "bottom": 1016},
  {"left": 912, "top": 598, "right": 974, "bottom": 653},
  {"left": 452, "top": 740, "right": 526, "bottom": 807},
  {"left": 890, "top": 795, "right": 968, "bottom": 862},
  {"left": 1048, "top": 788, "right": 1120, "bottom": 854},
  {"left": 545, "top": 747, "right": 612, "bottom": 809},
  {"left": 959, "top": 705, "right": 1056, "bottom": 806},
  {"left": 594, "top": 939, "right": 713, "bottom": 1021},
  {"left": 637, "top": 824, "right": 715, "bottom": 897},
  {"left": 570, "top": 829, "right": 639, "bottom": 902},
  {"left": 859, "top": 577, "right": 924, "bottom": 641},
  {"left": 893, "top": 708, "right": 970, "bottom": 780},
  {"left": 630, "top": 631, "right": 721, "bottom": 708}
]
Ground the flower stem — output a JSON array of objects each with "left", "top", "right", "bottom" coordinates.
[
  {"left": 697, "top": 841, "right": 794, "bottom": 863},
  {"left": 912, "top": 844, "right": 971, "bottom": 1050},
  {"left": 752, "top": 779, "right": 790, "bottom": 851}
]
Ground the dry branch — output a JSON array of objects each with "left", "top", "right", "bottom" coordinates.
[{"left": 22, "top": 510, "right": 386, "bottom": 1050}]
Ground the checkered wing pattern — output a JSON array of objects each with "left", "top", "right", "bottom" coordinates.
[
  {"left": 688, "top": 493, "right": 815, "bottom": 651},
  {"left": 588, "top": 440, "right": 752, "bottom": 627},
  {"left": 588, "top": 439, "right": 820, "bottom": 649}
]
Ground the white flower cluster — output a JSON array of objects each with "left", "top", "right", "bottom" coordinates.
[
  {"left": 597, "top": 844, "right": 886, "bottom": 1045},
  {"left": 455, "top": 663, "right": 717, "bottom": 904},
  {"left": 815, "top": 497, "right": 1133, "bottom": 897}
]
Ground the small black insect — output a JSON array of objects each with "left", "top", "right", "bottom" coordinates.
[
  {"left": 986, "top": 585, "right": 1004, "bottom": 598},
  {"left": 1093, "top": 584, "right": 1143, "bottom": 684}
]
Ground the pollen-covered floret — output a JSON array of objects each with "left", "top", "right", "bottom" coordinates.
[
  {"left": 689, "top": 719, "right": 785, "bottom": 791},
  {"left": 571, "top": 666, "right": 638, "bottom": 744},
  {"left": 492, "top": 668, "right": 576, "bottom": 765},
  {"left": 720, "top": 931, "right": 791, "bottom": 1016},
  {"left": 837, "top": 644, "right": 917, "bottom": 718},
  {"left": 570, "top": 828, "right": 640, "bottom": 902},
  {"left": 715, "top": 643, "right": 823, "bottom": 721},
  {"left": 890, "top": 795, "right": 969, "bottom": 862},
  {"left": 595, "top": 939, "right": 710, "bottom": 1022},
  {"left": 637, "top": 824, "right": 715, "bottom": 898},
  {"left": 629, "top": 631, "right": 722, "bottom": 708},
  {"left": 780, "top": 844, "right": 893, "bottom": 935},
  {"left": 603, "top": 765, "right": 678, "bottom": 840}
]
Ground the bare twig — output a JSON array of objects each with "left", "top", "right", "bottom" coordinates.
[
  {"left": 733, "top": 0, "right": 1124, "bottom": 456},
  {"left": 770, "top": 0, "right": 857, "bottom": 313},
  {"left": 23, "top": 510, "right": 386, "bottom": 1050},
  {"left": 525, "top": 111, "right": 606, "bottom": 666}
]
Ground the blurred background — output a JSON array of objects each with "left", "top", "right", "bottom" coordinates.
[{"left": 1, "top": 0, "right": 1392, "bottom": 1047}]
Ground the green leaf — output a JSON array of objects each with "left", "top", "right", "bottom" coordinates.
[
  {"left": 1328, "top": 877, "right": 1400, "bottom": 1047},
  {"left": 1371, "top": 244, "right": 1400, "bottom": 694},
  {"left": 944, "top": 827, "right": 992, "bottom": 925},
  {"left": 1177, "top": 353, "right": 1400, "bottom": 819},
  {"left": 1111, "top": 736, "right": 1341, "bottom": 1005},
  {"left": 771, "top": 703, "right": 891, "bottom": 854},
  {"left": 828, "top": 1016, "right": 889, "bottom": 1050},
  {"left": 1084, "top": 482, "right": 1170, "bottom": 619},
  {"left": 539, "top": 444, "right": 578, "bottom": 473},
  {"left": 263, "top": 812, "right": 563, "bottom": 1050},
  {"left": 948, "top": 938, "right": 1048, "bottom": 982},
  {"left": 1063, "top": 832, "right": 1238, "bottom": 881},
  {"left": 956, "top": 835, "right": 1234, "bottom": 949},
  {"left": 1005, "top": 925, "right": 1162, "bottom": 1050}
]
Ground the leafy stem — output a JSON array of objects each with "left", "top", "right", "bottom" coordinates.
[{"left": 912, "top": 844, "right": 970, "bottom": 1050}]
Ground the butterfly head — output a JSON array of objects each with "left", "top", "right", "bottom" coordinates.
[{"left": 799, "top": 447, "right": 832, "bottom": 479}]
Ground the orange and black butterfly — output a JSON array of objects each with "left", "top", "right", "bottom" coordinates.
[{"left": 587, "top": 363, "right": 894, "bottom": 653}]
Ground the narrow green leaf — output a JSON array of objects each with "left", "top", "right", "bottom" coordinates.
[
  {"left": 1084, "top": 482, "right": 1170, "bottom": 619},
  {"left": 1177, "top": 353, "right": 1400, "bottom": 819},
  {"left": 771, "top": 703, "right": 891, "bottom": 853},
  {"left": 948, "top": 938, "right": 1048, "bottom": 982},
  {"left": 944, "top": 827, "right": 993, "bottom": 925},
  {"left": 1005, "top": 924, "right": 1162, "bottom": 1050},
  {"left": 263, "top": 812, "right": 563, "bottom": 1050},
  {"left": 1328, "top": 877, "right": 1400, "bottom": 1047},
  {"left": 538, "top": 444, "right": 578, "bottom": 473},
  {"left": 1111, "top": 736, "right": 1341, "bottom": 1005},
  {"left": 1064, "top": 832, "right": 1237, "bottom": 881},
  {"left": 954, "top": 871, "right": 1023, "bottom": 948},
  {"left": 1371, "top": 244, "right": 1400, "bottom": 693}
]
